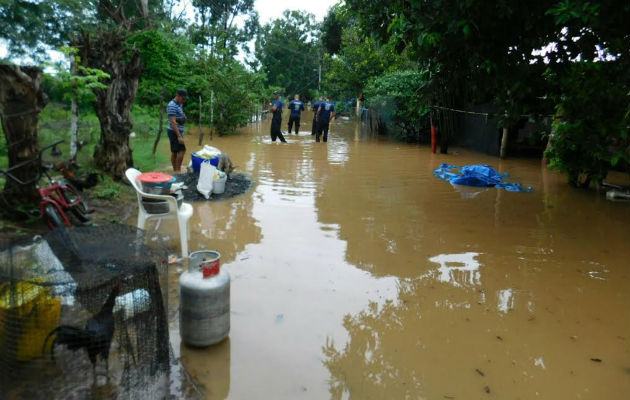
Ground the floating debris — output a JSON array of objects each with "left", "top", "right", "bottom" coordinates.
[
  {"left": 590, "top": 358, "right": 602, "bottom": 363},
  {"left": 475, "top": 368, "right": 485, "bottom": 377}
]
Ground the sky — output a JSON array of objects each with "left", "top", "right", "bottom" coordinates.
[
  {"left": 251, "top": 0, "right": 337, "bottom": 24},
  {"left": 176, "top": 0, "right": 338, "bottom": 25},
  {"left": 1, "top": 0, "right": 338, "bottom": 62},
  {"left": 172, "top": 0, "right": 338, "bottom": 65}
]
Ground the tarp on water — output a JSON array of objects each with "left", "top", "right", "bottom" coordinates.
[{"left": 434, "top": 164, "right": 532, "bottom": 192}]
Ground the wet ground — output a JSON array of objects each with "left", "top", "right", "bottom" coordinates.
[
  {"left": 179, "top": 172, "right": 252, "bottom": 202},
  {"left": 153, "top": 112, "right": 630, "bottom": 399}
]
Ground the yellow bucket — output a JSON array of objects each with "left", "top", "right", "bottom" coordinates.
[{"left": 0, "top": 282, "right": 61, "bottom": 361}]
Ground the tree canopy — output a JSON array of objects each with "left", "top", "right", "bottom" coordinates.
[{"left": 255, "top": 10, "right": 320, "bottom": 99}]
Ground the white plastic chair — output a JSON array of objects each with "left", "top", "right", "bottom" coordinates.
[{"left": 125, "top": 168, "right": 193, "bottom": 258}]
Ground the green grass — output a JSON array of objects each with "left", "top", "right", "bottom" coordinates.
[
  {"left": 1, "top": 102, "right": 169, "bottom": 173},
  {"left": 90, "top": 174, "right": 121, "bottom": 199}
]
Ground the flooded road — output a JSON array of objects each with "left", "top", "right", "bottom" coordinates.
[{"left": 168, "top": 112, "right": 629, "bottom": 399}]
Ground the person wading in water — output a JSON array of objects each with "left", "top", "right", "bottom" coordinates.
[
  {"left": 270, "top": 90, "right": 287, "bottom": 143},
  {"left": 316, "top": 95, "right": 335, "bottom": 143},
  {"left": 311, "top": 96, "right": 323, "bottom": 136},
  {"left": 287, "top": 94, "right": 304, "bottom": 134}
]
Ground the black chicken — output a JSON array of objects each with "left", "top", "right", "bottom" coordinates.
[
  {"left": 44, "top": 284, "right": 120, "bottom": 384},
  {"left": 67, "top": 172, "right": 99, "bottom": 191}
]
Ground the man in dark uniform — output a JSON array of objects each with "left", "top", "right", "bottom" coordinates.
[
  {"left": 316, "top": 96, "right": 335, "bottom": 143},
  {"left": 311, "top": 96, "right": 323, "bottom": 135},
  {"left": 287, "top": 94, "right": 305, "bottom": 134},
  {"left": 270, "top": 90, "right": 287, "bottom": 143}
]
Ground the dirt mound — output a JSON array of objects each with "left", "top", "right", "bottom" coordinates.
[{"left": 178, "top": 172, "right": 252, "bottom": 202}]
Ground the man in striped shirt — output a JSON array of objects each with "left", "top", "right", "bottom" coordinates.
[{"left": 167, "top": 89, "right": 188, "bottom": 173}]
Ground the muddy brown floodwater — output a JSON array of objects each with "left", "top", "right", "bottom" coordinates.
[{"left": 156, "top": 111, "right": 630, "bottom": 399}]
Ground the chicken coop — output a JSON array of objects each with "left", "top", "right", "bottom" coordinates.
[{"left": 0, "top": 224, "right": 171, "bottom": 399}]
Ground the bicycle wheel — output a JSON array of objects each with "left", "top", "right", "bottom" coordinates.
[
  {"left": 44, "top": 204, "right": 65, "bottom": 229},
  {"left": 60, "top": 181, "right": 90, "bottom": 223}
]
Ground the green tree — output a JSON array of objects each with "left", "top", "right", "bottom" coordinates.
[
  {"left": 255, "top": 10, "right": 320, "bottom": 97},
  {"left": 341, "top": 0, "right": 629, "bottom": 183},
  {"left": 320, "top": 3, "right": 343, "bottom": 56},
  {"left": 190, "top": 0, "right": 259, "bottom": 59},
  {"left": 364, "top": 69, "right": 431, "bottom": 142},
  {"left": 544, "top": 62, "right": 629, "bottom": 187},
  {"left": 50, "top": 46, "right": 109, "bottom": 161},
  {"left": 0, "top": 0, "right": 169, "bottom": 178},
  {"left": 128, "top": 29, "right": 192, "bottom": 106},
  {"left": 184, "top": 55, "right": 266, "bottom": 135},
  {"left": 321, "top": 14, "right": 404, "bottom": 100}
]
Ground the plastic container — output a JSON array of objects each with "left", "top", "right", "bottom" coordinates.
[
  {"left": 0, "top": 282, "right": 61, "bottom": 361},
  {"left": 142, "top": 192, "right": 183, "bottom": 214},
  {"left": 179, "top": 250, "right": 230, "bottom": 347},
  {"left": 191, "top": 152, "right": 219, "bottom": 173},
  {"left": 212, "top": 175, "right": 227, "bottom": 194},
  {"left": 137, "top": 172, "right": 175, "bottom": 194}
]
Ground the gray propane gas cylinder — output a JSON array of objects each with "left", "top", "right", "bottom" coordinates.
[{"left": 180, "top": 250, "right": 230, "bottom": 347}]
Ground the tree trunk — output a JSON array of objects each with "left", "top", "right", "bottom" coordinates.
[
  {"left": 70, "top": 57, "right": 79, "bottom": 161},
  {"left": 70, "top": 99, "right": 79, "bottom": 160},
  {"left": 0, "top": 64, "right": 47, "bottom": 210},
  {"left": 76, "top": 30, "right": 142, "bottom": 179}
]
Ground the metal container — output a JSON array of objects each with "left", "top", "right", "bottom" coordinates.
[
  {"left": 179, "top": 250, "right": 230, "bottom": 347},
  {"left": 139, "top": 177, "right": 175, "bottom": 195},
  {"left": 142, "top": 192, "right": 183, "bottom": 214},
  {"left": 137, "top": 172, "right": 175, "bottom": 194}
]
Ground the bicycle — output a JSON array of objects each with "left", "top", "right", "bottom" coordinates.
[{"left": 0, "top": 139, "right": 92, "bottom": 229}]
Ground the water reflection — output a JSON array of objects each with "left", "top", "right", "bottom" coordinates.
[
  {"left": 180, "top": 339, "right": 231, "bottom": 399},
  {"left": 451, "top": 182, "right": 489, "bottom": 198},
  {"left": 426, "top": 252, "right": 482, "bottom": 287},
  {"left": 496, "top": 288, "right": 514, "bottom": 313},
  {"left": 177, "top": 118, "right": 628, "bottom": 399},
  {"left": 189, "top": 180, "right": 261, "bottom": 264},
  {"left": 327, "top": 139, "right": 349, "bottom": 165}
]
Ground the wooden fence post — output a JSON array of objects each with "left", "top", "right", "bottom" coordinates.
[
  {"left": 210, "top": 90, "right": 214, "bottom": 140},
  {"left": 499, "top": 124, "right": 509, "bottom": 159},
  {"left": 152, "top": 87, "right": 166, "bottom": 155},
  {"left": 197, "top": 95, "right": 204, "bottom": 145}
]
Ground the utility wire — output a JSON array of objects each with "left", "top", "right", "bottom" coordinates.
[{"left": 431, "top": 105, "right": 553, "bottom": 119}]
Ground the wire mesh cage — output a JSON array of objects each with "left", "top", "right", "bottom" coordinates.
[{"left": 0, "top": 224, "right": 170, "bottom": 399}]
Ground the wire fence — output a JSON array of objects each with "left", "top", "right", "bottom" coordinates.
[{"left": 0, "top": 225, "right": 171, "bottom": 399}]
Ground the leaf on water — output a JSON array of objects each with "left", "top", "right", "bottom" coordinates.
[
  {"left": 484, "top": 386, "right": 491, "bottom": 393},
  {"left": 590, "top": 358, "right": 602, "bottom": 362},
  {"left": 496, "top": 335, "right": 503, "bottom": 341},
  {"left": 475, "top": 368, "right": 485, "bottom": 376}
]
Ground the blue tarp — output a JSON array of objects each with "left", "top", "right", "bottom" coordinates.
[{"left": 434, "top": 164, "right": 532, "bottom": 193}]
